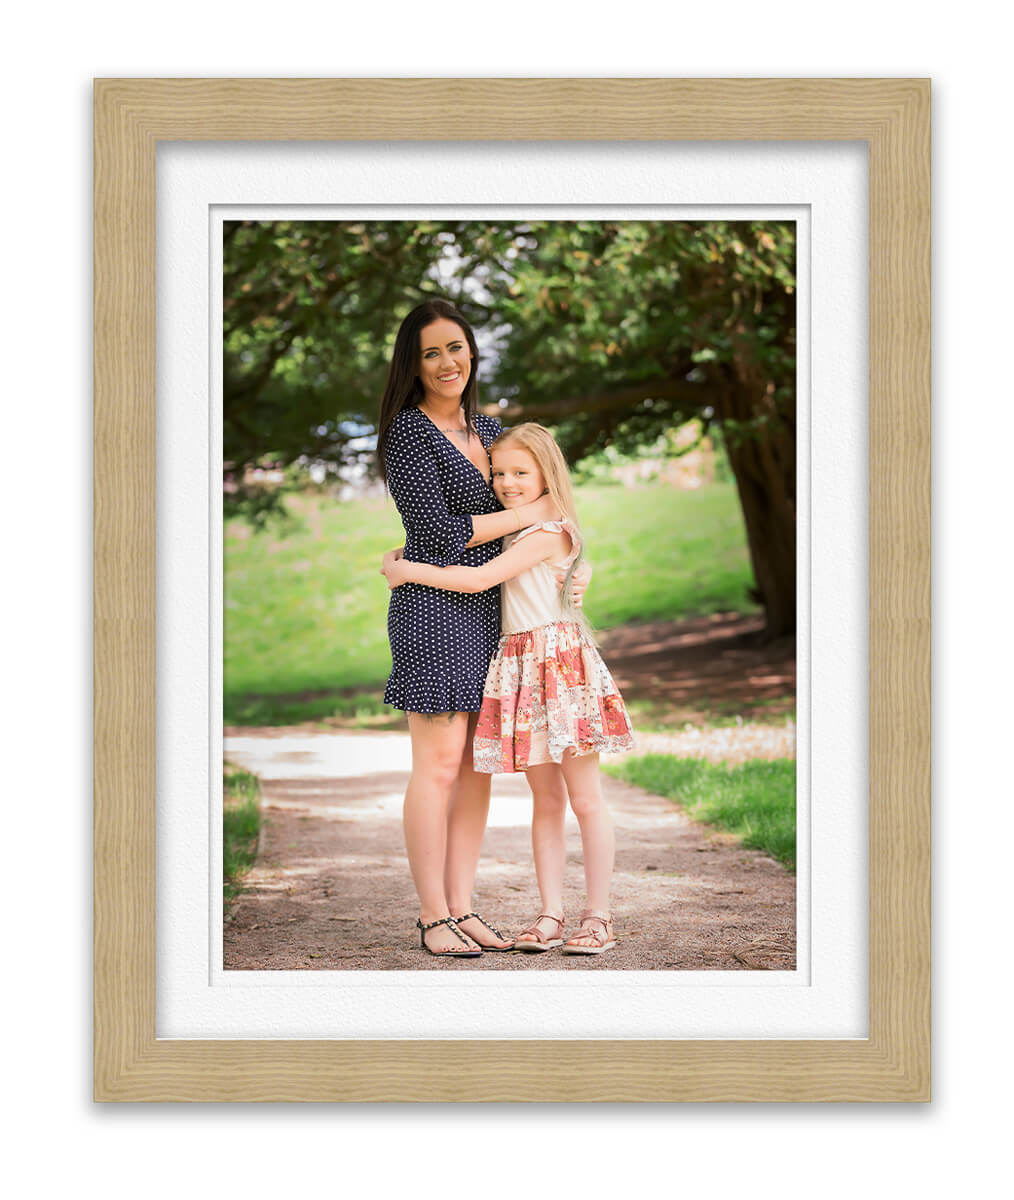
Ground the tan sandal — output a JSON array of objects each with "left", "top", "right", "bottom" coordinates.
[
  {"left": 513, "top": 913, "right": 565, "bottom": 952},
  {"left": 561, "top": 911, "right": 616, "bottom": 955}
]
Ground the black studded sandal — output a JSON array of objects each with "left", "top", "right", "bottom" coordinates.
[
  {"left": 416, "top": 916, "right": 482, "bottom": 958},
  {"left": 452, "top": 911, "right": 515, "bottom": 951}
]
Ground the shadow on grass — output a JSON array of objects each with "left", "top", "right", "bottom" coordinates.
[
  {"left": 224, "top": 613, "right": 797, "bottom": 734},
  {"left": 225, "top": 688, "right": 408, "bottom": 731},
  {"left": 604, "top": 755, "right": 796, "bottom": 870}
]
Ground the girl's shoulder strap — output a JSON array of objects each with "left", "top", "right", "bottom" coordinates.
[{"left": 513, "top": 516, "right": 581, "bottom": 563}]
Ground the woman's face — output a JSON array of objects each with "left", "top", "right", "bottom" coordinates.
[
  {"left": 417, "top": 318, "right": 472, "bottom": 405},
  {"left": 491, "top": 444, "right": 547, "bottom": 508}
]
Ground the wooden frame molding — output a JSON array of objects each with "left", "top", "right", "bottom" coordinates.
[{"left": 94, "top": 77, "right": 930, "bottom": 1101}]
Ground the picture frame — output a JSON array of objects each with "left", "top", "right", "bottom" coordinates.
[{"left": 94, "top": 77, "right": 930, "bottom": 1101}]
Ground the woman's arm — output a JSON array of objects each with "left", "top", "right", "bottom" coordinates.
[
  {"left": 383, "top": 529, "right": 569, "bottom": 594},
  {"left": 462, "top": 411, "right": 559, "bottom": 546},
  {"left": 465, "top": 494, "right": 561, "bottom": 548},
  {"left": 381, "top": 495, "right": 559, "bottom": 562},
  {"left": 383, "top": 411, "right": 560, "bottom": 561},
  {"left": 383, "top": 414, "right": 477, "bottom": 566}
]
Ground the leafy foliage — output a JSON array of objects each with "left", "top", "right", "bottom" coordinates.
[
  {"left": 223, "top": 219, "right": 797, "bottom": 631},
  {"left": 462, "top": 221, "right": 795, "bottom": 466},
  {"left": 224, "top": 220, "right": 457, "bottom": 516},
  {"left": 224, "top": 218, "right": 794, "bottom": 482}
]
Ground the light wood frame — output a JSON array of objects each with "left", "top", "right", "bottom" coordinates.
[{"left": 94, "top": 78, "right": 930, "bottom": 1101}]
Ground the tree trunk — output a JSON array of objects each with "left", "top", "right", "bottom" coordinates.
[{"left": 715, "top": 376, "right": 796, "bottom": 639}]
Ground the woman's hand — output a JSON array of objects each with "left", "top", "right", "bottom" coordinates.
[
  {"left": 381, "top": 545, "right": 405, "bottom": 574},
  {"left": 381, "top": 555, "right": 413, "bottom": 590},
  {"left": 554, "top": 560, "right": 592, "bottom": 607},
  {"left": 520, "top": 493, "right": 562, "bottom": 526}
]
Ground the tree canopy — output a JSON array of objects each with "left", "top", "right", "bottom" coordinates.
[{"left": 223, "top": 219, "right": 796, "bottom": 633}]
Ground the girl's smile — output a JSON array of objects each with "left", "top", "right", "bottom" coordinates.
[
  {"left": 491, "top": 446, "right": 547, "bottom": 508},
  {"left": 418, "top": 318, "right": 472, "bottom": 403}
]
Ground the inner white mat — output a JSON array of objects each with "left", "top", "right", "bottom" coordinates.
[{"left": 156, "top": 141, "right": 866, "bottom": 1039}]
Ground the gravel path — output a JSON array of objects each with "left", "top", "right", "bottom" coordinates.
[{"left": 223, "top": 727, "right": 796, "bottom": 972}]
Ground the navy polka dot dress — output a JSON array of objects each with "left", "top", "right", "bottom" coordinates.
[{"left": 383, "top": 405, "right": 504, "bottom": 713}]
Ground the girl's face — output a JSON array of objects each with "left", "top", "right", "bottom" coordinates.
[
  {"left": 491, "top": 444, "right": 547, "bottom": 508},
  {"left": 417, "top": 318, "right": 471, "bottom": 404}
]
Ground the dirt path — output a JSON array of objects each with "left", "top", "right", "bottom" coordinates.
[{"left": 223, "top": 728, "right": 796, "bottom": 972}]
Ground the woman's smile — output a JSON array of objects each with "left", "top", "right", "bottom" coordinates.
[{"left": 418, "top": 317, "right": 472, "bottom": 403}]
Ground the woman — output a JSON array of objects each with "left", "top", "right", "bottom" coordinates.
[{"left": 376, "top": 298, "right": 584, "bottom": 956}]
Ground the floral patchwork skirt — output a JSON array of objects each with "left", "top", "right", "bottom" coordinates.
[{"left": 472, "top": 620, "right": 635, "bottom": 774}]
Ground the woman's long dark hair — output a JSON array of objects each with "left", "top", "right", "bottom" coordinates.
[{"left": 375, "top": 298, "right": 481, "bottom": 486}]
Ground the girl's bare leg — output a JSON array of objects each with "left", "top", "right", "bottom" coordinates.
[
  {"left": 443, "top": 713, "right": 511, "bottom": 948},
  {"left": 404, "top": 711, "right": 480, "bottom": 953},
  {"left": 560, "top": 752, "right": 614, "bottom": 944},
  {"left": 515, "top": 761, "right": 568, "bottom": 944}
]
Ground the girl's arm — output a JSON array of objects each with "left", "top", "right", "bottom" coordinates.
[
  {"left": 383, "top": 529, "right": 570, "bottom": 594},
  {"left": 383, "top": 496, "right": 562, "bottom": 565}
]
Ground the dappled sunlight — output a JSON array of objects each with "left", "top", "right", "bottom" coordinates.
[
  {"left": 223, "top": 625, "right": 796, "bottom": 972},
  {"left": 594, "top": 615, "right": 796, "bottom": 729},
  {"left": 224, "top": 722, "right": 796, "bottom": 972},
  {"left": 225, "top": 733, "right": 412, "bottom": 779},
  {"left": 614, "top": 721, "right": 796, "bottom": 766}
]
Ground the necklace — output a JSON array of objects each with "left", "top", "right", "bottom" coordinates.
[{"left": 421, "top": 406, "right": 471, "bottom": 439}]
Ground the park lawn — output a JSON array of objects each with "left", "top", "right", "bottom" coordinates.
[
  {"left": 603, "top": 754, "right": 796, "bottom": 870},
  {"left": 623, "top": 697, "right": 796, "bottom": 733},
  {"left": 578, "top": 483, "right": 756, "bottom": 627},
  {"left": 223, "top": 764, "right": 262, "bottom": 907},
  {"left": 224, "top": 480, "right": 757, "bottom": 724}
]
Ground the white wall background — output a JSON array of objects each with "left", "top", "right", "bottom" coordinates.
[{"left": 2, "top": 3, "right": 1006, "bottom": 1196}]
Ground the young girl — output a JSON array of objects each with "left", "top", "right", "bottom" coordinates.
[{"left": 382, "top": 423, "right": 635, "bottom": 955}]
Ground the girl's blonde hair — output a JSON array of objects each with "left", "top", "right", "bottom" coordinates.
[{"left": 491, "top": 423, "right": 595, "bottom": 640}]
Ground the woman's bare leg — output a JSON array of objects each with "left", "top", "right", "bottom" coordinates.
[
  {"left": 515, "top": 761, "right": 568, "bottom": 944},
  {"left": 404, "top": 711, "right": 480, "bottom": 953},
  {"left": 560, "top": 752, "right": 614, "bottom": 943},
  {"left": 444, "top": 712, "right": 511, "bottom": 948}
]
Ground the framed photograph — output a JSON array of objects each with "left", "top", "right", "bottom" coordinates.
[
  {"left": 216, "top": 210, "right": 801, "bottom": 985},
  {"left": 94, "top": 78, "right": 930, "bottom": 1100}
]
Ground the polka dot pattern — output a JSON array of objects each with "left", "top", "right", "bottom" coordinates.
[{"left": 382, "top": 405, "right": 503, "bottom": 713}]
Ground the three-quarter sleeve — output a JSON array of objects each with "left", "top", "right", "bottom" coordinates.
[{"left": 383, "top": 411, "right": 475, "bottom": 567}]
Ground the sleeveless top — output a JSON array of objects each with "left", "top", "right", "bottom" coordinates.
[{"left": 499, "top": 517, "right": 581, "bottom": 635}]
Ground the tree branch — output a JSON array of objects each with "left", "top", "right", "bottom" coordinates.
[{"left": 488, "top": 376, "right": 716, "bottom": 423}]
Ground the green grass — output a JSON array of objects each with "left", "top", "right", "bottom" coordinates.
[
  {"left": 604, "top": 754, "right": 796, "bottom": 870},
  {"left": 224, "top": 480, "right": 757, "bottom": 725},
  {"left": 576, "top": 483, "right": 757, "bottom": 627},
  {"left": 226, "top": 690, "right": 395, "bottom": 728},
  {"left": 223, "top": 764, "right": 262, "bottom": 906},
  {"left": 623, "top": 696, "right": 796, "bottom": 734}
]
